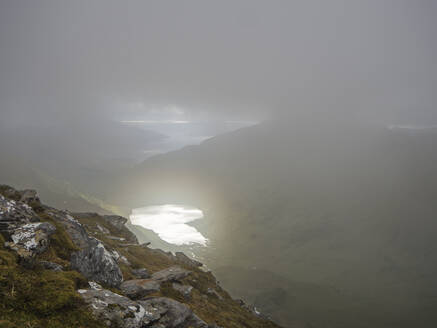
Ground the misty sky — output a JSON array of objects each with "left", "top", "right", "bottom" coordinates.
[{"left": 1, "top": 0, "right": 436, "bottom": 126}]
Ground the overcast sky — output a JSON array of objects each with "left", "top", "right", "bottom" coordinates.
[{"left": 0, "top": 0, "right": 436, "bottom": 126}]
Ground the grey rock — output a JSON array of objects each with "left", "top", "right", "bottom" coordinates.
[
  {"left": 120, "top": 279, "right": 160, "bottom": 299},
  {"left": 50, "top": 211, "right": 123, "bottom": 287},
  {"left": 132, "top": 268, "right": 150, "bottom": 279},
  {"left": 152, "top": 266, "right": 191, "bottom": 283},
  {"left": 39, "top": 260, "right": 63, "bottom": 272},
  {"left": 49, "top": 211, "right": 90, "bottom": 249},
  {"left": 71, "top": 237, "right": 123, "bottom": 287},
  {"left": 175, "top": 252, "right": 203, "bottom": 267},
  {"left": 172, "top": 282, "right": 193, "bottom": 299},
  {"left": 0, "top": 194, "right": 39, "bottom": 238},
  {"left": 5, "top": 222, "right": 56, "bottom": 261},
  {"left": 138, "top": 297, "right": 208, "bottom": 328},
  {"left": 78, "top": 288, "right": 153, "bottom": 328}
]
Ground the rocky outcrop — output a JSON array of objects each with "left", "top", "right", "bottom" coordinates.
[
  {"left": 5, "top": 221, "right": 56, "bottom": 262},
  {"left": 78, "top": 288, "right": 149, "bottom": 328},
  {"left": 71, "top": 237, "right": 123, "bottom": 287},
  {"left": 78, "top": 287, "right": 210, "bottom": 328},
  {"left": 48, "top": 210, "right": 123, "bottom": 287},
  {"left": 152, "top": 266, "right": 191, "bottom": 282},
  {"left": 0, "top": 194, "right": 39, "bottom": 238},
  {"left": 120, "top": 279, "right": 160, "bottom": 299}
]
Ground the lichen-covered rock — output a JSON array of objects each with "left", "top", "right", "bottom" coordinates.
[
  {"left": 120, "top": 279, "right": 160, "bottom": 299},
  {"left": 151, "top": 266, "right": 191, "bottom": 283},
  {"left": 132, "top": 268, "right": 150, "bottom": 279},
  {"left": 138, "top": 297, "right": 208, "bottom": 328},
  {"left": 71, "top": 237, "right": 123, "bottom": 287},
  {"left": 78, "top": 288, "right": 149, "bottom": 328},
  {"left": 0, "top": 194, "right": 39, "bottom": 238},
  {"left": 5, "top": 222, "right": 56, "bottom": 260}
]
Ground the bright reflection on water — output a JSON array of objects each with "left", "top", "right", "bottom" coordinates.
[{"left": 129, "top": 205, "right": 207, "bottom": 246}]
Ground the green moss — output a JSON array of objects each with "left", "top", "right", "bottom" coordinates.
[
  {"left": 0, "top": 267, "right": 105, "bottom": 328},
  {"left": 0, "top": 250, "right": 16, "bottom": 267}
]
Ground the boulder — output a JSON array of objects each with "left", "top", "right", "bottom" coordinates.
[
  {"left": 151, "top": 266, "right": 191, "bottom": 282},
  {"left": 71, "top": 237, "right": 123, "bottom": 287},
  {"left": 132, "top": 268, "right": 150, "bottom": 279},
  {"left": 138, "top": 297, "right": 208, "bottom": 328},
  {"left": 78, "top": 288, "right": 151, "bottom": 328},
  {"left": 120, "top": 279, "right": 160, "bottom": 299},
  {"left": 5, "top": 222, "right": 56, "bottom": 261}
]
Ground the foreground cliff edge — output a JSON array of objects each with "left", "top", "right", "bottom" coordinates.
[{"left": 0, "top": 185, "right": 281, "bottom": 328}]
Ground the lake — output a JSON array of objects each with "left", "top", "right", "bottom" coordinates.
[{"left": 129, "top": 204, "right": 208, "bottom": 246}]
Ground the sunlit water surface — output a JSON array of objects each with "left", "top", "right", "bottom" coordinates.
[{"left": 129, "top": 204, "right": 207, "bottom": 246}]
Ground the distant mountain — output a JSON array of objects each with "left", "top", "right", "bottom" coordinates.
[{"left": 108, "top": 118, "right": 437, "bottom": 327}]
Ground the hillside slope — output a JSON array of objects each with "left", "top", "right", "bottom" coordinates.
[
  {"left": 0, "top": 185, "right": 280, "bottom": 328},
  {"left": 105, "top": 120, "right": 437, "bottom": 327}
]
